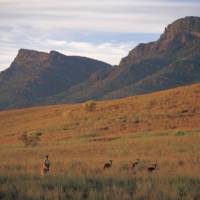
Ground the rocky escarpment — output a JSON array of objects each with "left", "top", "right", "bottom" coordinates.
[
  {"left": 0, "top": 49, "right": 111, "bottom": 109},
  {"left": 0, "top": 16, "right": 200, "bottom": 109}
]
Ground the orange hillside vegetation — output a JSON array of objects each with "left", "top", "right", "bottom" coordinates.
[{"left": 0, "top": 83, "right": 200, "bottom": 144}]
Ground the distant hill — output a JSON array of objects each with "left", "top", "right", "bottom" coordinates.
[
  {"left": 0, "top": 16, "right": 200, "bottom": 109},
  {"left": 0, "top": 50, "right": 111, "bottom": 109}
]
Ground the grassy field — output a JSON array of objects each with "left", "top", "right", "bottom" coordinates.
[{"left": 0, "top": 83, "right": 200, "bottom": 199}]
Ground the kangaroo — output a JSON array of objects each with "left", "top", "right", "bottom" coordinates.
[
  {"left": 41, "top": 155, "right": 51, "bottom": 177},
  {"left": 131, "top": 159, "right": 140, "bottom": 169},
  {"left": 103, "top": 160, "right": 112, "bottom": 170},
  {"left": 147, "top": 164, "right": 157, "bottom": 172}
]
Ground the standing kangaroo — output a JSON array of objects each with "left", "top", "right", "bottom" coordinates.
[{"left": 41, "top": 155, "right": 51, "bottom": 177}]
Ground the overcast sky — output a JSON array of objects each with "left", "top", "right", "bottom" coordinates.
[{"left": 0, "top": 0, "right": 200, "bottom": 71}]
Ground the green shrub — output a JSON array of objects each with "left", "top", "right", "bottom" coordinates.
[
  {"left": 174, "top": 131, "right": 187, "bottom": 137},
  {"left": 83, "top": 100, "right": 96, "bottom": 112}
]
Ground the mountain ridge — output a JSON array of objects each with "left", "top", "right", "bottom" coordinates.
[
  {"left": 0, "top": 49, "right": 112, "bottom": 109},
  {"left": 0, "top": 16, "right": 200, "bottom": 109}
]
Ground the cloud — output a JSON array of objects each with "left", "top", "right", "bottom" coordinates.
[
  {"left": 60, "top": 41, "right": 136, "bottom": 65},
  {"left": 1, "top": 0, "right": 199, "bottom": 33},
  {"left": 0, "top": 0, "right": 199, "bottom": 71},
  {"left": 46, "top": 39, "right": 67, "bottom": 46}
]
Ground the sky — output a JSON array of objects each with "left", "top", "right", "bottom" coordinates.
[{"left": 0, "top": 0, "right": 200, "bottom": 71}]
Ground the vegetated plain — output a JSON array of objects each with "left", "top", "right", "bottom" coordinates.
[{"left": 0, "top": 83, "right": 200, "bottom": 200}]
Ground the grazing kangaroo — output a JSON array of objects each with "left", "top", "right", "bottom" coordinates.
[
  {"left": 103, "top": 160, "right": 112, "bottom": 170},
  {"left": 147, "top": 164, "right": 157, "bottom": 172},
  {"left": 41, "top": 155, "right": 51, "bottom": 177}
]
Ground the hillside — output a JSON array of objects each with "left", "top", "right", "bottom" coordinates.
[
  {"left": 0, "top": 16, "right": 200, "bottom": 109},
  {"left": 0, "top": 83, "right": 200, "bottom": 144},
  {"left": 0, "top": 83, "right": 200, "bottom": 200}
]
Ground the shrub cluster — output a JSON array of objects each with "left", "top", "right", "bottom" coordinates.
[{"left": 174, "top": 130, "right": 187, "bottom": 137}]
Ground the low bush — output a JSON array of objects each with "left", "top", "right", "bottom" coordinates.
[
  {"left": 174, "top": 130, "right": 188, "bottom": 137},
  {"left": 83, "top": 100, "right": 96, "bottom": 112}
]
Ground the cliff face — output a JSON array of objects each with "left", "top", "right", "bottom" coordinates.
[
  {"left": 120, "top": 17, "right": 200, "bottom": 65},
  {"left": 101, "top": 16, "right": 200, "bottom": 99},
  {"left": 0, "top": 16, "right": 200, "bottom": 109}
]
